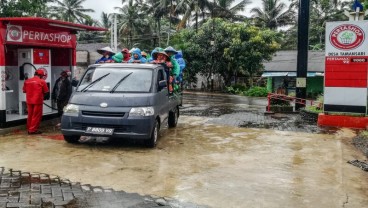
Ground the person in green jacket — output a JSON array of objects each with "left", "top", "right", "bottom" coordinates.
[
  {"left": 164, "top": 46, "right": 180, "bottom": 92},
  {"left": 164, "top": 46, "right": 180, "bottom": 77},
  {"left": 111, "top": 52, "right": 124, "bottom": 63}
]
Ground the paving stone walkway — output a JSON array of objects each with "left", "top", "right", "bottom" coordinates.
[{"left": 0, "top": 167, "right": 202, "bottom": 208}]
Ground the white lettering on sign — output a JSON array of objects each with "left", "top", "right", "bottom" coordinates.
[
  {"left": 331, "top": 25, "right": 363, "bottom": 38},
  {"left": 7, "top": 25, "right": 72, "bottom": 45},
  {"left": 326, "top": 57, "right": 349, "bottom": 61},
  {"left": 340, "top": 51, "right": 366, "bottom": 56},
  {"left": 22, "top": 29, "right": 72, "bottom": 43}
]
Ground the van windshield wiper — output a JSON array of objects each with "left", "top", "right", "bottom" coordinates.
[
  {"left": 81, "top": 73, "right": 110, "bottom": 92},
  {"left": 110, "top": 72, "right": 133, "bottom": 93}
]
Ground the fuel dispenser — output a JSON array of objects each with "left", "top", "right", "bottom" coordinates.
[
  {"left": 0, "top": 17, "right": 106, "bottom": 127},
  {"left": 18, "top": 49, "right": 52, "bottom": 115}
]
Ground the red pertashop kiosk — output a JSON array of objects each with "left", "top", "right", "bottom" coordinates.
[{"left": 0, "top": 17, "right": 106, "bottom": 127}]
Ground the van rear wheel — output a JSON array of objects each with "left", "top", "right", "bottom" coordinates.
[
  {"left": 168, "top": 107, "right": 179, "bottom": 128},
  {"left": 145, "top": 120, "right": 159, "bottom": 148},
  {"left": 63, "top": 135, "right": 80, "bottom": 143}
]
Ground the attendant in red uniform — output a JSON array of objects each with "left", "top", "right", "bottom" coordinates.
[{"left": 23, "top": 69, "right": 49, "bottom": 134}]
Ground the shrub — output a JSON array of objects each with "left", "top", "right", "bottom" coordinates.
[
  {"left": 305, "top": 94, "right": 323, "bottom": 112},
  {"left": 304, "top": 105, "right": 322, "bottom": 113},
  {"left": 225, "top": 84, "right": 247, "bottom": 94},
  {"left": 360, "top": 131, "right": 368, "bottom": 138},
  {"left": 244, "top": 87, "right": 268, "bottom": 97}
]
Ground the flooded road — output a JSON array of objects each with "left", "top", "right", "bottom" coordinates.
[
  {"left": 0, "top": 114, "right": 367, "bottom": 207},
  {"left": 0, "top": 116, "right": 368, "bottom": 207}
]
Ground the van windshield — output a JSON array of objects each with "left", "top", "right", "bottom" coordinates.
[{"left": 77, "top": 67, "right": 153, "bottom": 93}]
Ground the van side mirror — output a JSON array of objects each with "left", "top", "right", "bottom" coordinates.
[{"left": 158, "top": 80, "right": 167, "bottom": 91}]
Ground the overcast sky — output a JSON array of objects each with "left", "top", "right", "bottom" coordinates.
[{"left": 83, "top": 0, "right": 277, "bottom": 21}]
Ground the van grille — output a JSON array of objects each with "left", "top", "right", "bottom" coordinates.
[{"left": 82, "top": 111, "right": 125, "bottom": 117}]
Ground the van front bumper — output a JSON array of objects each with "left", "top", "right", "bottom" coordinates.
[{"left": 61, "top": 114, "right": 155, "bottom": 139}]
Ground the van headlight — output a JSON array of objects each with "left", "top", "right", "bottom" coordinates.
[
  {"left": 129, "top": 107, "right": 154, "bottom": 117},
  {"left": 63, "top": 104, "right": 79, "bottom": 115}
]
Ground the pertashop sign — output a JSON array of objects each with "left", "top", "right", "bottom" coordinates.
[{"left": 6, "top": 25, "right": 75, "bottom": 47}]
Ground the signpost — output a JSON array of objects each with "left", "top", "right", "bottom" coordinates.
[{"left": 295, "top": 0, "right": 310, "bottom": 110}]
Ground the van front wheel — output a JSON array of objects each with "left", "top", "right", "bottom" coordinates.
[{"left": 145, "top": 120, "right": 159, "bottom": 148}]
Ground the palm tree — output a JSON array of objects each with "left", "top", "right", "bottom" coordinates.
[
  {"left": 50, "top": 0, "right": 94, "bottom": 24},
  {"left": 213, "top": 0, "right": 251, "bottom": 21},
  {"left": 250, "top": 0, "right": 294, "bottom": 30},
  {"left": 115, "top": 0, "right": 150, "bottom": 48},
  {"left": 176, "top": 0, "right": 211, "bottom": 30},
  {"left": 308, "top": 0, "right": 349, "bottom": 49},
  {"left": 100, "top": 12, "right": 111, "bottom": 29}
]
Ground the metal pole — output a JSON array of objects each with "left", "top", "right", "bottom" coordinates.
[
  {"left": 114, "top": 14, "right": 117, "bottom": 52},
  {"left": 210, "top": 0, "right": 215, "bottom": 91},
  {"left": 295, "top": 0, "right": 310, "bottom": 110},
  {"left": 110, "top": 16, "right": 114, "bottom": 49}
]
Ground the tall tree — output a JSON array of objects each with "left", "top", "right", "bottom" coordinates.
[
  {"left": 172, "top": 18, "right": 279, "bottom": 86},
  {"left": 280, "top": 0, "right": 350, "bottom": 50},
  {"left": 0, "top": 0, "right": 53, "bottom": 17},
  {"left": 213, "top": 0, "right": 251, "bottom": 21},
  {"left": 176, "top": 0, "right": 211, "bottom": 30},
  {"left": 50, "top": 0, "right": 94, "bottom": 23},
  {"left": 250, "top": 0, "right": 294, "bottom": 30},
  {"left": 309, "top": 0, "right": 349, "bottom": 49},
  {"left": 78, "top": 15, "right": 105, "bottom": 43},
  {"left": 115, "top": 0, "right": 150, "bottom": 48}
]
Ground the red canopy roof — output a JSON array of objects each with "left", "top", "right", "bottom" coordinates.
[{"left": 0, "top": 17, "right": 107, "bottom": 32}]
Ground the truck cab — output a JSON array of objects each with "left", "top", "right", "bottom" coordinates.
[{"left": 61, "top": 63, "right": 181, "bottom": 147}]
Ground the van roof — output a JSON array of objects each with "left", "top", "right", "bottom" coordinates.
[{"left": 91, "top": 63, "right": 162, "bottom": 69}]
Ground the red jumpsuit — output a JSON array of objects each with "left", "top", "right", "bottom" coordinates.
[{"left": 23, "top": 76, "right": 49, "bottom": 133}]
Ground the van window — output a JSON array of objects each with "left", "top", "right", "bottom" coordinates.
[
  {"left": 157, "top": 69, "right": 166, "bottom": 82},
  {"left": 77, "top": 67, "right": 153, "bottom": 93}
]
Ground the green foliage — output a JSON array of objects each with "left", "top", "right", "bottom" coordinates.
[
  {"left": 359, "top": 130, "right": 368, "bottom": 139},
  {"left": 251, "top": 0, "right": 295, "bottom": 30},
  {"left": 304, "top": 94, "right": 324, "bottom": 113},
  {"left": 0, "top": 0, "right": 51, "bottom": 17},
  {"left": 282, "top": 0, "right": 350, "bottom": 50},
  {"left": 172, "top": 18, "right": 280, "bottom": 87},
  {"left": 244, "top": 87, "right": 268, "bottom": 97},
  {"left": 304, "top": 105, "right": 323, "bottom": 113},
  {"left": 225, "top": 84, "right": 247, "bottom": 94}
]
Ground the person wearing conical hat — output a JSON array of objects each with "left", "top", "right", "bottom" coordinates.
[
  {"left": 95, "top": 46, "right": 115, "bottom": 64},
  {"left": 164, "top": 46, "right": 180, "bottom": 80},
  {"left": 148, "top": 47, "right": 162, "bottom": 62},
  {"left": 151, "top": 49, "right": 175, "bottom": 94},
  {"left": 151, "top": 49, "right": 170, "bottom": 64},
  {"left": 164, "top": 46, "right": 181, "bottom": 93}
]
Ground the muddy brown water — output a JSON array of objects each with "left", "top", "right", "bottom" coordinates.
[{"left": 1, "top": 116, "right": 368, "bottom": 207}]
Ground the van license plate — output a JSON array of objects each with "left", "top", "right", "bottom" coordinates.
[{"left": 85, "top": 127, "right": 114, "bottom": 135}]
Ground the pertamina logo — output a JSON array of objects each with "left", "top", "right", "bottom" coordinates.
[
  {"left": 330, "top": 24, "right": 365, "bottom": 50},
  {"left": 7, "top": 25, "right": 22, "bottom": 42}
]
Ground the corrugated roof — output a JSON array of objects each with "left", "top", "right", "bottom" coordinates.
[
  {"left": 77, "top": 43, "right": 111, "bottom": 51},
  {"left": 263, "top": 50, "right": 325, "bottom": 72}
]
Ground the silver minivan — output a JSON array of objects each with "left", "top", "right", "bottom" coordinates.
[{"left": 61, "top": 63, "right": 181, "bottom": 147}]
